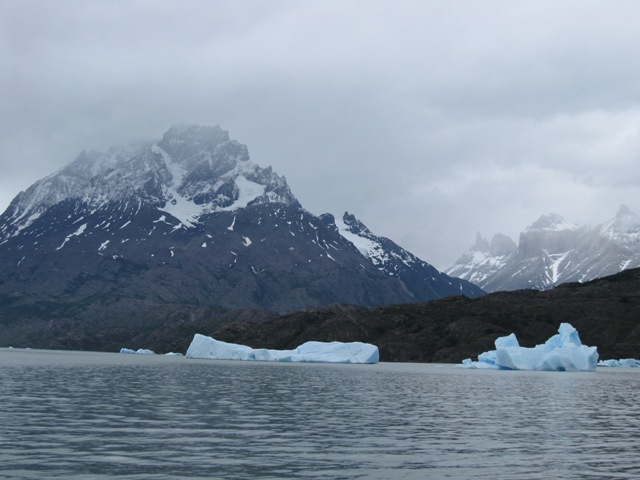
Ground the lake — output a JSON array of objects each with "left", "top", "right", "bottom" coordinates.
[{"left": 0, "top": 348, "right": 638, "bottom": 479}]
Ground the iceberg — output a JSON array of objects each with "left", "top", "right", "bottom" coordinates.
[
  {"left": 460, "top": 323, "right": 598, "bottom": 371},
  {"left": 186, "top": 334, "right": 379, "bottom": 364},
  {"left": 598, "top": 358, "right": 640, "bottom": 367},
  {"left": 120, "top": 348, "right": 155, "bottom": 355}
]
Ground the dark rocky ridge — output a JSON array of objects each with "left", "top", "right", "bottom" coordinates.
[
  {"left": 2, "top": 261, "right": 638, "bottom": 361},
  {"left": 204, "top": 267, "right": 640, "bottom": 363}
]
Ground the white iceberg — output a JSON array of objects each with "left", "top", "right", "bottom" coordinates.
[
  {"left": 597, "top": 358, "right": 640, "bottom": 367},
  {"left": 185, "top": 334, "right": 379, "bottom": 364},
  {"left": 460, "top": 323, "right": 598, "bottom": 371},
  {"left": 120, "top": 347, "right": 155, "bottom": 355}
]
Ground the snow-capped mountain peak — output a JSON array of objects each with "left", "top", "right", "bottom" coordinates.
[
  {"left": 525, "top": 213, "right": 578, "bottom": 232},
  {"left": 446, "top": 232, "right": 517, "bottom": 286},
  {"left": 447, "top": 205, "right": 640, "bottom": 292},
  {"left": 335, "top": 212, "right": 392, "bottom": 263},
  {"left": 601, "top": 204, "right": 640, "bottom": 239},
  {"left": 470, "top": 232, "right": 516, "bottom": 256},
  {"left": 0, "top": 125, "right": 299, "bottom": 238}
]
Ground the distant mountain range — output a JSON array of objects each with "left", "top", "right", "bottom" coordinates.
[
  {"left": 446, "top": 206, "right": 640, "bottom": 292},
  {"left": 0, "top": 125, "right": 483, "bottom": 350}
]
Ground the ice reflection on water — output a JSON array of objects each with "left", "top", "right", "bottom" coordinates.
[{"left": 0, "top": 348, "right": 638, "bottom": 479}]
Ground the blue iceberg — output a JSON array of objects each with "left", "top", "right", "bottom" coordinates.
[
  {"left": 120, "top": 348, "right": 155, "bottom": 355},
  {"left": 460, "top": 323, "right": 598, "bottom": 371},
  {"left": 598, "top": 358, "right": 640, "bottom": 367},
  {"left": 186, "top": 334, "right": 380, "bottom": 364}
]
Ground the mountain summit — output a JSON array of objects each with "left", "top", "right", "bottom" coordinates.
[
  {"left": 0, "top": 125, "right": 483, "bottom": 350},
  {"left": 447, "top": 206, "right": 640, "bottom": 292},
  {"left": 1, "top": 125, "right": 298, "bottom": 238}
]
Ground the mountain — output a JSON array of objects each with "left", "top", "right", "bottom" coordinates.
[
  {"left": 0, "top": 125, "right": 483, "bottom": 350},
  {"left": 182, "top": 267, "right": 640, "bottom": 363},
  {"left": 446, "top": 206, "right": 640, "bottom": 292},
  {"left": 1, "top": 125, "right": 299, "bottom": 237}
]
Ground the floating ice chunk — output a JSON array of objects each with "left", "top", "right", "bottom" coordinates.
[
  {"left": 463, "top": 332, "right": 519, "bottom": 368},
  {"left": 461, "top": 358, "right": 500, "bottom": 369},
  {"left": 598, "top": 358, "right": 640, "bottom": 367},
  {"left": 120, "top": 348, "right": 155, "bottom": 355},
  {"left": 459, "top": 323, "right": 598, "bottom": 371},
  {"left": 495, "top": 333, "right": 519, "bottom": 348},
  {"left": 543, "top": 322, "right": 582, "bottom": 349},
  {"left": 186, "top": 334, "right": 379, "bottom": 364}
]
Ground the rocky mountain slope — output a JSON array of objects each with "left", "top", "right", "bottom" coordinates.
[
  {"left": 446, "top": 206, "right": 640, "bottom": 292},
  {"left": 0, "top": 125, "right": 483, "bottom": 350}
]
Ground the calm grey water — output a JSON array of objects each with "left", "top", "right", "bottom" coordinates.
[{"left": 0, "top": 349, "right": 638, "bottom": 479}]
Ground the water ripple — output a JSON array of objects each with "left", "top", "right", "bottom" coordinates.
[{"left": 0, "top": 349, "right": 638, "bottom": 479}]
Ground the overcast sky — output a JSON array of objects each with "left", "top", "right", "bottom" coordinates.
[{"left": 2, "top": 0, "right": 640, "bottom": 270}]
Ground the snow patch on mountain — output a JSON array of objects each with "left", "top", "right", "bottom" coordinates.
[
  {"left": 56, "top": 223, "right": 87, "bottom": 250},
  {"left": 160, "top": 192, "right": 204, "bottom": 227},
  {"left": 335, "top": 217, "right": 384, "bottom": 263},
  {"left": 335, "top": 213, "right": 415, "bottom": 273},
  {"left": 220, "top": 176, "right": 267, "bottom": 211}
]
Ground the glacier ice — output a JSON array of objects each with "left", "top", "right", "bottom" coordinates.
[
  {"left": 120, "top": 347, "right": 155, "bottom": 355},
  {"left": 186, "top": 334, "right": 379, "bottom": 364},
  {"left": 598, "top": 358, "right": 640, "bottom": 367},
  {"left": 460, "top": 323, "right": 598, "bottom": 371},
  {"left": 120, "top": 348, "right": 183, "bottom": 356}
]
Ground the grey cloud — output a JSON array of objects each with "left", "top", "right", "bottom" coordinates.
[{"left": 2, "top": 0, "right": 640, "bottom": 269}]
